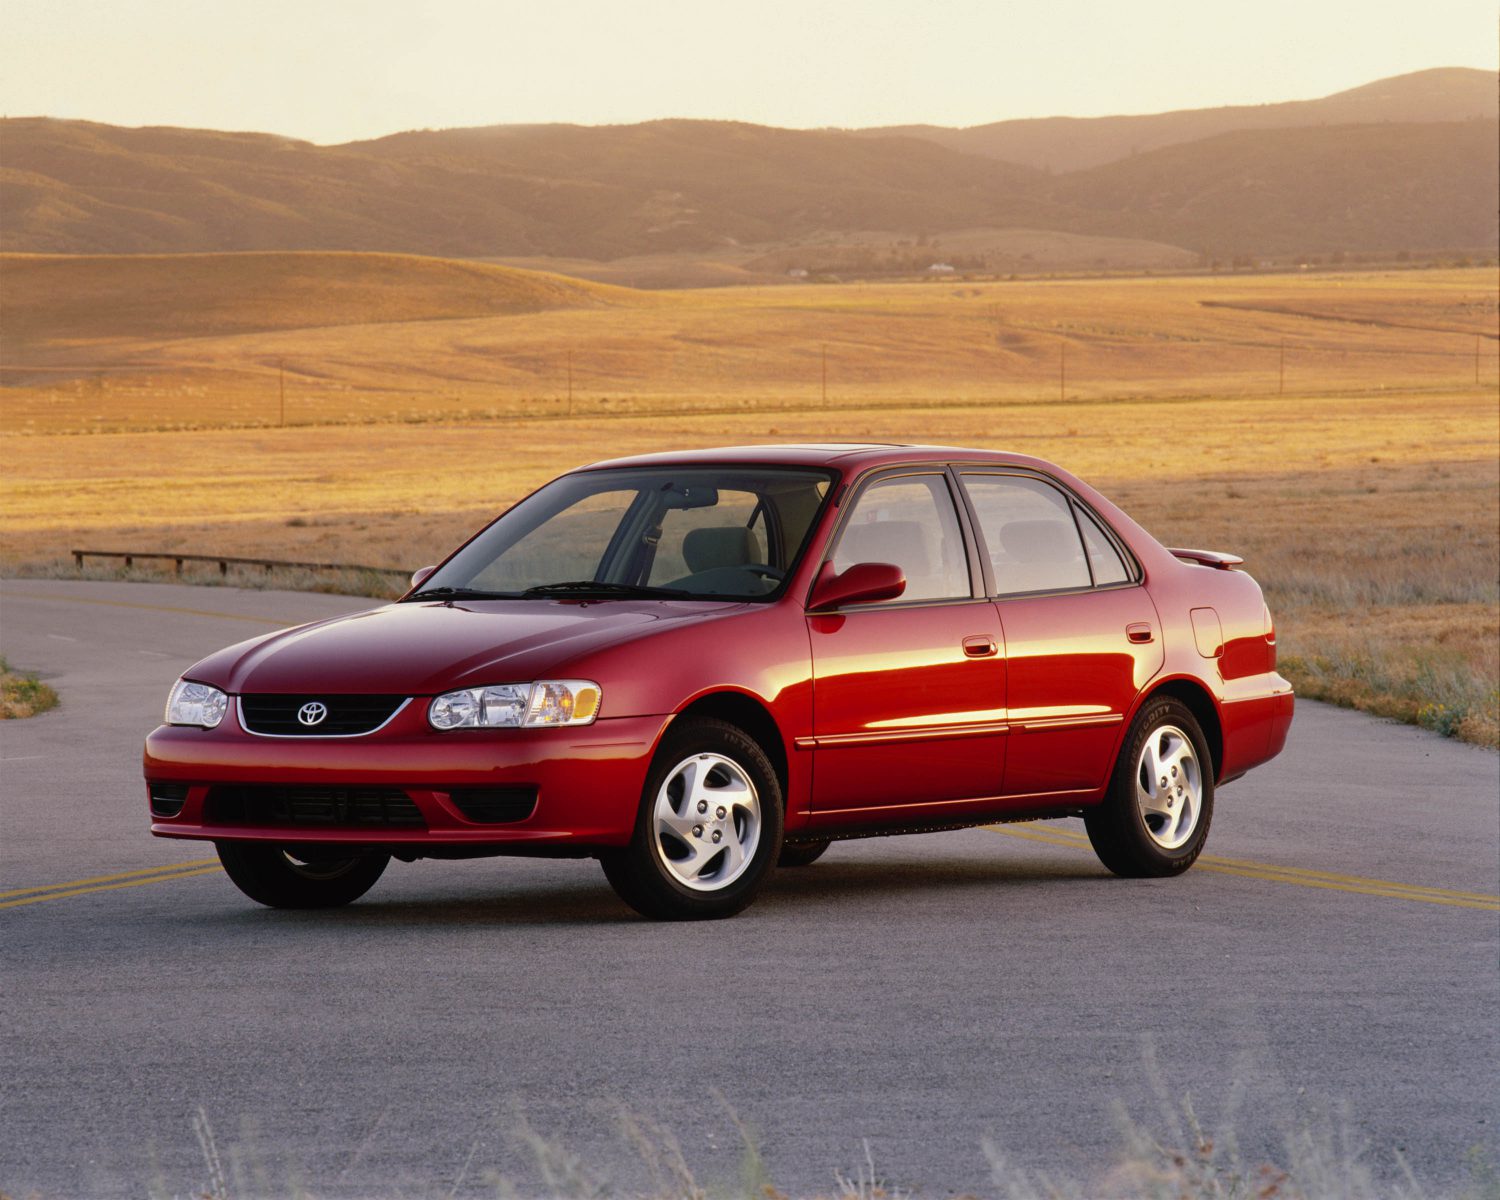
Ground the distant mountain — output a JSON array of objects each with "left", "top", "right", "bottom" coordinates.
[
  {"left": 859, "top": 67, "right": 1498, "bottom": 171},
  {"left": 1048, "top": 119, "right": 1500, "bottom": 255},
  {"left": 0, "top": 118, "right": 1043, "bottom": 259},
  {"left": 1, "top": 70, "right": 1494, "bottom": 265}
]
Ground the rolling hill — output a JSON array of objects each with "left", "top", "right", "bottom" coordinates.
[
  {"left": 862, "top": 67, "right": 1498, "bottom": 170},
  {"left": 0, "top": 251, "right": 635, "bottom": 356},
  {"left": 1, "top": 69, "right": 1494, "bottom": 265}
]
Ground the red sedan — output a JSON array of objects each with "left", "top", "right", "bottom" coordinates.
[{"left": 144, "top": 444, "right": 1293, "bottom": 919}]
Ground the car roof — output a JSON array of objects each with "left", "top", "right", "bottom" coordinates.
[{"left": 578, "top": 443, "right": 1055, "bottom": 474}]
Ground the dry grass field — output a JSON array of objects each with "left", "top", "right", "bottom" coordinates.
[
  {"left": 2, "top": 256, "right": 1494, "bottom": 435},
  {"left": 2, "top": 258, "right": 1495, "bottom": 745}
]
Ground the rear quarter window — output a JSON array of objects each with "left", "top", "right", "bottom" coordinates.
[{"left": 1075, "top": 505, "right": 1131, "bottom": 586}]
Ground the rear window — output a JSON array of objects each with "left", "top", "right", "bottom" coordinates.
[{"left": 960, "top": 474, "right": 1091, "bottom": 594}]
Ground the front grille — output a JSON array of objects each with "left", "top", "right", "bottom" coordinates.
[
  {"left": 206, "top": 785, "right": 425, "bottom": 829},
  {"left": 239, "top": 694, "right": 406, "bottom": 736},
  {"left": 447, "top": 786, "right": 538, "bottom": 824},
  {"left": 149, "top": 782, "right": 189, "bottom": 817}
]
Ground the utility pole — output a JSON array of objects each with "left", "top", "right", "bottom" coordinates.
[
  {"left": 821, "top": 343, "right": 828, "bottom": 407},
  {"left": 278, "top": 359, "right": 286, "bottom": 427},
  {"left": 1279, "top": 340, "right": 1285, "bottom": 396},
  {"left": 1059, "top": 341, "right": 1066, "bottom": 402},
  {"left": 1477, "top": 335, "right": 1483, "bottom": 387},
  {"left": 567, "top": 349, "right": 574, "bottom": 416}
]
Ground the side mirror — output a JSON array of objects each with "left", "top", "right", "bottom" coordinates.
[
  {"left": 807, "top": 561, "right": 906, "bottom": 612},
  {"left": 409, "top": 565, "right": 438, "bottom": 590}
]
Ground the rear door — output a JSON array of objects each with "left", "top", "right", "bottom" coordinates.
[
  {"left": 957, "top": 471, "right": 1163, "bottom": 799},
  {"left": 806, "top": 470, "right": 1007, "bottom": 815}
]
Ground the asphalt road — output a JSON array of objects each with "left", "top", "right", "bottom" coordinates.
[{"left": 3, "top": 579, "right": 1497, "bottom": 1198}]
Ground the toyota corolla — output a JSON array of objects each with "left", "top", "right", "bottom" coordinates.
[{"left": 144, "top": 444, "right": 1293, "bottom": 919}]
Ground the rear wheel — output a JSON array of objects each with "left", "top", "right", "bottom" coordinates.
[
  {"left": 216, "top": 842, "right": 389, "bottom": 908},
  {"left": 1085, "top": 698, "right": 1213, "bottom": 877},
  {"left": 778, "top": 839, "right": 831, "bottom": 868},
  {"left": 601, "top": 717, "right": 783, "bottom": 919}
]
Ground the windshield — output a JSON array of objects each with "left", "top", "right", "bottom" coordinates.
[{"left": 411, "top": 466, "right": 835, "bottom": 601}]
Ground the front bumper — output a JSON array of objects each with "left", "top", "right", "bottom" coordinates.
[{"left": 143, "top": 704, "right": 671, "bottom": 850}]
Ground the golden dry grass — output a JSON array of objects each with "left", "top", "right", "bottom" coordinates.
[
  {"left": 1, "top": 261, "right": 1495, "bottom": 745},
  {"left": 1, "top": 258, "right": 1494, "bottom": 435}
]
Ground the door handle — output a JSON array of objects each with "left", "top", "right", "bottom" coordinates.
[
  {"left": 963, "top": 635, "right": 999, "bottom": 658},
  {"left": 1126, "top": 623, "right": 1154, "bottom": 644}
]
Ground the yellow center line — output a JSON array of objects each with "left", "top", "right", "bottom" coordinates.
[
  {"left": 1191, "top": 864, "right": 1500, "bottom": 911},
  {"left": 0, "top": 590, "right": 296, "bottom": 626},
  {"left": 0, "top": 865, "right": 222, "bottom": 910},
  {"left": 997, "top": 825, "right": 1496, "bottom": 901},
  {"left": 0, "top": 859, "right": 220, "bottom": 900},
  {"left": 986, "top": 824, "right": 1500, "bottom": 911}
]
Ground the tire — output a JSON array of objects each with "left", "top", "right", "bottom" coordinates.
[
  {"left": 601, "top": 717, "right": 784, "bottom": 919},
  {"left": 216, "top": 842, "right": 389, "bottom": 908},
  {"left": 1084, "top": 697, "right": 1214, "bottom": 878},
  {"left": 778, "top": 839, "right": 831, "bottom": 868}
]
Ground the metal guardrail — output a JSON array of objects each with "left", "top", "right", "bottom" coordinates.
[{"left": 72, "top": 549, "right": 409, "bottom": 579}]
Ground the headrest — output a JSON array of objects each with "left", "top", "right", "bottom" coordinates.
[
  {"left": 682, "top": 526, "right": 758, "bottom": 573},
  {"left": 999, "top": 519, "right": 1080, "bottom": 564},
  {"left": 838, "top": 520, "right": 930, "bottom": 575}
]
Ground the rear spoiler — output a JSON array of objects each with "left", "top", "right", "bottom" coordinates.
[{"left": 1169, "top": 548, "right": 1244, "bottom": 570}]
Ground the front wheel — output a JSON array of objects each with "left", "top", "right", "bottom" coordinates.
[
  {"left": 216, "top": 842, "right": 389, "bottom": 908},
  {"left": 601, "top": 717, "right": 783, "bottom": 919},
  {"left": 1085, "top": 698, "right": 1213, "bottom": 877}
]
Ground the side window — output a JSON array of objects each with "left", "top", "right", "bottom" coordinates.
[
  {"left": 960, "top": 474, "right": 1090, "bottom": 595},
  {"left": 832, "top": 474, "right": 970, "bottom": 601},
  {"left": 1076, "top": 505, "right": 1130, "bottom": 586}
]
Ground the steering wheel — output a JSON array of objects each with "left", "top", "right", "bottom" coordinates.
[{"left": 745, "top": 564, "right": 785, "bottom": 581}]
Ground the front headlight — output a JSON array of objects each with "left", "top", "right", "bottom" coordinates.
[
  {"left": 165, "top": 679, "right": 228, "bottom": 728},
  {"left": 428, "top": 680, "right": 600, "bottom": 729}
]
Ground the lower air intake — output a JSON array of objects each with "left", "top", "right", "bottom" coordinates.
[
  {"left": 206, "top": 785, "right": 425, "bottom": 829},
  {"left": 447, "top": 787, "right": 538, "bottom": 824},
  {"left": 149, "top": 782, "right": 189, "bottom": 818}
]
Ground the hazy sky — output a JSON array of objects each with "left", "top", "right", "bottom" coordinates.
[{"left": 3, "top": 0, "right": 1495, "bottom": 143}]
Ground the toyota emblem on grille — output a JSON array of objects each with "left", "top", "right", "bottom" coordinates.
[{"left": 297, "top": 701, "right": 329, "bottom": 727}]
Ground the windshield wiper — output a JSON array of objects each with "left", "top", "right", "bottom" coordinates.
[
  {"left": 520, "top": 580, "right": 691, "bottom": 600},
  {"left": 404, "top": 586, "right": 518, "bottom": 602}
]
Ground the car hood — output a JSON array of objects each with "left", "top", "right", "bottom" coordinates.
[{"left": 192, "top": 599, "right": 744, "bottom": 695}]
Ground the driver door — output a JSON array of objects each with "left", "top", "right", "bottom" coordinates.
[{"left": 806, "top": 471, "right": 1007, "bottom": 816}]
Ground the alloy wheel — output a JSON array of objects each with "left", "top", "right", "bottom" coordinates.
[
  {"left": 652, "top": 752, "right": 762, "bottom": 891},
  {"left": 1135, "top": 724, "right": 1202, "bottom": 851}
]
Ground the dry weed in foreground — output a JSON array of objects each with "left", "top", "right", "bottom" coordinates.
[
  {"left": 0, "top": 655, "right": 59, "bottom": 719},
  {"left": 158, "top": 1089, "right": 1495, "bottom": 1200}
]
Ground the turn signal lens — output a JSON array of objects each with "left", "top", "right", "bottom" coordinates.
[
  {"left": 527, "top": 680, "right": 601, "bottom": 726},
  {"left": 428, "top": 681, "right": 601, "bottom": 729},
  {"left": 572, "top": 686, "right": 601, "bottom": 722},
  {"left": 165, "top": 680, "right": 228, "bottom": 728}
]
